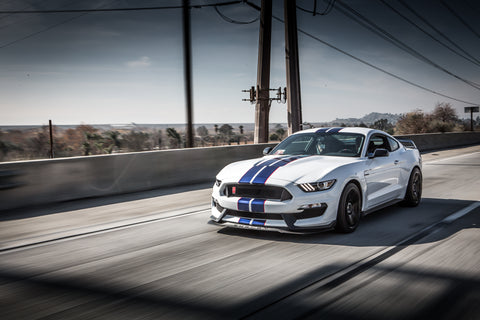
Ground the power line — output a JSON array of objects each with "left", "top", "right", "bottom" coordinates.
[
  {"left": 243, "top": 1, "right": 476, "bottom": 105},
  {"left": 0, "top": 0, "right": 80, "bottom": 32},
  {"left": 3, "top": 0, "right": 478, "bottom": 105},
  {"left": 295, "top": 24, "right": 477, "bottom": 105},
  {"left": 214, "top": 4, "right": 259, "bottom": 24},
  {"left": 397, "top": 0, "right": 480, "bottom": 70},
  {"left": 0, "top": 13, "right": 87, "bottom": 49},
  {"left": 441, "top": 0, "right": 480, "bottom": 38},
  {"left": 0, "top": 0, "right": 245, "bottom": 50},
  {"left": 332, "top": 0, "right": 480, "bottom": 91},
  {"left": 296, "top": 0, "right": 335, "bottom": 16},
  {"left": 0, "top": 0, "right": 118, "bottom": 50},
  {"left": 378, "top": 0, "right": 480, "bottom": 67},
  {"left": 0, "top": 1, "right": 243, "bottom": 14}
]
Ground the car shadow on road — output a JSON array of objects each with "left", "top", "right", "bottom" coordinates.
[{"left": 216, "top": 197, "right": 479, "bottom": 247}]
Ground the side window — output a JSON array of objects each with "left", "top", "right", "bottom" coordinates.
[
  {"left": 388, "top": 137, "right": 399, "bottom": 152},
  {"left": 367, "top": 135, "right": 389, "bottom": 154}
]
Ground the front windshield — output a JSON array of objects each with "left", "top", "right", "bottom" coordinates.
[{"left": 270, "top": 132, "right": 365, "bottom": 157}]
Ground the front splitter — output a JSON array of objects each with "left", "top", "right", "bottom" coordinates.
[{"left": 208, "top": 220, "right": 335, "bottom": 235}]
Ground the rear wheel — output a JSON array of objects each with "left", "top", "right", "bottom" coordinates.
[
  {"left": 401, "top": 167, "right": 422, "bottom": 207},
  {"left": 335, "top": 183, "right": 361, "bottom": 233}
]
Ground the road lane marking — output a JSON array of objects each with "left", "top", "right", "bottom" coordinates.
[
  {"left": 0, "top": 207, "right": 210, "bottom": 253},
  {"left": 241, "top": 200, "right": 480, "bottom": 319},
  {"left": 423, "top": 151, "right": 480, "bottom": 165},
  {"left": 442, "top": 201, "right": 480, "bottom": 223}
]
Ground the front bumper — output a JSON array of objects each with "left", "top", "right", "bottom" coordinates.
[{"left": 210, "top": 182, "right": 339, "bottom": 233}]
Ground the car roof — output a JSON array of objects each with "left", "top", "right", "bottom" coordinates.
[{"left": 292, "top": 127, "right": 375, "bottom": 135}]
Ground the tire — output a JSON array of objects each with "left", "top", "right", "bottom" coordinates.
[
  {"left": 401, "top": 167, "right": 422, "bottom": 207},
  {"left": 335, "top": 183, "right": 361, "bottom": 233}
]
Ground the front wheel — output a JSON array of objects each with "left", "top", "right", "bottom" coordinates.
[
  {"left": 335, "top": 183, "right": 361, "bottom": 233},
  {"left": 401, "top": 167, "right": 422, "bottom": 207}
]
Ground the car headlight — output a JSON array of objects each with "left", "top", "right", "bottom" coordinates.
[{"left": 298, "top": 179, "right": 336, "bottom": 192}]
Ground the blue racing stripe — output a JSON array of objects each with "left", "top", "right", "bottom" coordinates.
[
  {"left": 316, "top": 127, "right": 344, "bottom": 134},
  {"left": 239, "top": 167, "right": 263, "bottom": 184},
  {"left": 239, "top": 218, "right": 251, "bottom": 225},
  {"left": 327, "top": 127, "right": 343, "bottom": 133},
  {"left": 238, "top": 197, "right": 250, "bottom": 212},
  {"left": 251, "top": 199, "right": 265, "bottom": 213},
  {"left": 251, "top": 156, "right": 302, "bottom": 184},
  {"left": 251, "top": 219, "right": 266, "bottom": 226},
  {"left": 238, "top": 158, "right": 280, "bottom": 183},
  {"left": 251, "top": 165, "right": 279, "bottom": 184}
]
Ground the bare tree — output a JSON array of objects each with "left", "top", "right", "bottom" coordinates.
[{"left": 395, "top": 110, "right": 428, "bottom": 134}]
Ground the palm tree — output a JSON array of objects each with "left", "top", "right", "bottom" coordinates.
[{"left": 166, "top": 128, "right": 182, "bottom": 149}]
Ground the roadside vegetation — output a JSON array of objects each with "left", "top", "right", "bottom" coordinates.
[{"left": 0, "top": 102, "right": 478, "bottom": 162}]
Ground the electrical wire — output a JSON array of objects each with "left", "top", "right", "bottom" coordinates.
[
  {"left": 0, "top": 2, "right": 33, "bottom": 20},
  {"left": 332, "top": 0, "right": 480, "bottom": 90},
  {"left": 214, "top": 4, "right": 258, "bottom": 24},
  {"left": 441, "top": 0, "right": 480, "bottom": 39},
  {"left": 0, "top": 13, "right": 87, "bottom": 49},
  {"left": 244, "top": 1, "right": 477, "bottom": 105},
  {"left": 0, "top": 0, "right": 122, "bottom": 50},
  {"left": 397, "top": 0, "right": 480, "bottom": 71},
  {"left": 297, "top": 0, "right": 335, "bottom": 16},
  {"left": 378, "top": 0, "right": 480, "bottom": 67},
  {"left": 0, "top": 0, "right": 79, "bottom": 32},
  {"left": 3, "top": 0, "right": 478, "bottom": 105},
  {"left": 0, "top": 1, "right": 243, "bottom": 14},
  {"left": 0, "top": 0, "right": 245, "bottom": 50},
  {"left": 295, "top": 24, "right": 478, "bottom": 105}
]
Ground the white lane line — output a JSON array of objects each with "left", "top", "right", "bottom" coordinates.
[
  {"left": 0, "top": 208, "right": 211, "bottom": 253},
  {"left": 442, "top": 201, "right": 480, "bottom": 223},
  {"left": 423, "top": 151, "right": 480, "bottom": 164},
  {"left": 242, "top": 200, "right": 480, "bottom": 318}
]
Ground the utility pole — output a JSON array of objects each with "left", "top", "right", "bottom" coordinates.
[
  {"left": 48, "top": 119, "right": 54, "bottom": 158},
  {"left": 183, "top": 0, "right": 194, "bottom": 148},
  {"left": 284, "top": 0, "right": 302, "bottom": 135},
  {"left": 465, "top": 106, "right": 479, "bottom": 131},
  {"left": 254, "top": 0, "right": 272, "bottom": 144}
]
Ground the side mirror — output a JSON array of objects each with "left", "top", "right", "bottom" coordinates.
[
  {"left": 369, "top": 148, "right": 389, "bottom": 158},
  {"left": 263, "top": 147, "right": 273, "bottom": 155}
]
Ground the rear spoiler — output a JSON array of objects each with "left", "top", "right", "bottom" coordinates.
[{"left": 397, "top": 139, "right": 417, "bottom": 149}]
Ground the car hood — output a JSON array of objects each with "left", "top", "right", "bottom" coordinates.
[{"left": 217, "top": 155, "right": 361, "bottom": 185}]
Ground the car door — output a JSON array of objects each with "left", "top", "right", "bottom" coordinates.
[{"left": 364, "top": 134, "right": 403, "bottom": 209}]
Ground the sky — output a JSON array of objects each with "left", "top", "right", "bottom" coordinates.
[{"left": 1, "top": 0, "right": 480, "bottom": 126}]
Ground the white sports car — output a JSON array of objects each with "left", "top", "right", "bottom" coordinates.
[{"left": 210, "top": 127, "right": 422, "bottom": 233}]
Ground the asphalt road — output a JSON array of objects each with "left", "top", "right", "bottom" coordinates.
[{"left": 1, "top": 145, "right": 479, "bottom": 319}]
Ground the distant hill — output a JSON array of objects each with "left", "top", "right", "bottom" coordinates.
[{"left": 316, "top": 112, "right": 401, "bottom": 126}]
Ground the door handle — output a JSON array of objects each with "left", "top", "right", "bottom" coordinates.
[{"left": 394, "top": 160, "right": 399, "bottom": 165}]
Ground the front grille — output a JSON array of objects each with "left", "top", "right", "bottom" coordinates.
[{"left": 225, "top": 184, "right": 292, "bottom": 201}]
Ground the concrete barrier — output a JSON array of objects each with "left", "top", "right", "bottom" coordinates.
[
  {"left": 1, "top": 131, "right": 479, "bottom": 211},
  {"left": 0, "top": 144, "right": 275, "bottom": 211},
  {"left": 395, "top": 131, "right": 480, "bottom": 151}
]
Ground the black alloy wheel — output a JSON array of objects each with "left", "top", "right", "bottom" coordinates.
[
  {"left": 336, "top": 183, "right": 361, "bottom": 233},
  {"left": 401, "top": 167, "right": 422, "bottom": 207}
]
